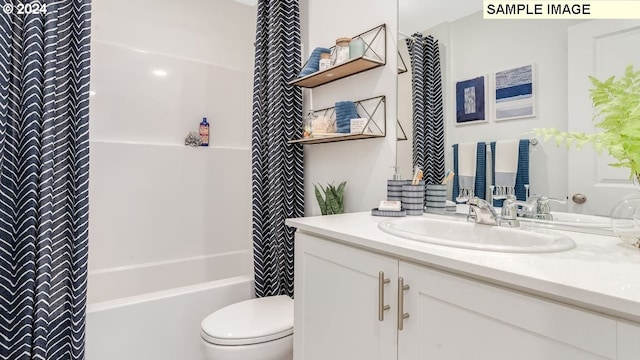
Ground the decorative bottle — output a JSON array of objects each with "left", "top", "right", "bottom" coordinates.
[{"left": 199, "top": 117, "right": 210, "bottom": 146}]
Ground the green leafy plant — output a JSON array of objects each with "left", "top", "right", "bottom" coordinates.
[
  {"left": 314, "top": 181, "right": 346, "bottom": 215},
  {"left": 533, "top": 64, "right": 640, "bottom": 182}
]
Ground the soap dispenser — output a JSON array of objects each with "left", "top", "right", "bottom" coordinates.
[{"left": 387, "top": 166, "right": 406, "bottom": 201}]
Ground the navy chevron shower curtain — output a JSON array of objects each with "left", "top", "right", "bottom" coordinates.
[
  {"left": 405, "top": 34, "right": 444, "bottom": 184},
  {"left": 0, "top": 1, "right": 91, "bottom": 359},
  {"left": 251, "top": 0, "right": 303, "bottom": 298}
]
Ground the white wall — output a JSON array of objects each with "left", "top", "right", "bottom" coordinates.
[
  {"left": 399, "top": 13, "right": 584, "bottom": 204},
  {"left": 88, "top": 0, "right": 255, "bottom": 278},
  {"left": 302, "top": 0, "right": 398, "bottom": 216}
]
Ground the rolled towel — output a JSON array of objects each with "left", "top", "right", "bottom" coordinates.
[
  {"left": 299, "top": 47, "right": 331, "bottom": 77},
  {"left": 335, "top": 101, "right": 359, "bottom": 133}
]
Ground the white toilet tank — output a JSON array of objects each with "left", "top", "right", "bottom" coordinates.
[{"left": 200, "top": 295, "right": 293, "bottom": 360}]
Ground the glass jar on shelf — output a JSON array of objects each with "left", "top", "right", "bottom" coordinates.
[
  {"left": 303, "top": 110, "right": 317, "bottom": 138},
  {"left": 319, "top": 53, "right": 332, "bottom": 71},
  {"left": 333, "top": 37, "right": 351, "bottom": 65}
]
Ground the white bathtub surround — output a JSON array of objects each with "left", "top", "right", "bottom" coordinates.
[
  {"left": 86, "top": 276, "right": 254, "bottom": 360},
  {"left": 88, "top": 0, "right": 257, "bottom": 358},
  {"left": 89, "top": 41, "right": 252, "bottom": 147},
  {"left": 88, "top": 142, "right": 252, "bottom": 271},
  {"left": 88, "top": 250, "right": 252, "bottom": 303}
]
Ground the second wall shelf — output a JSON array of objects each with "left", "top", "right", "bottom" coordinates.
[{"left": 289, "top": 95, "right": 386, "bottom": 145}]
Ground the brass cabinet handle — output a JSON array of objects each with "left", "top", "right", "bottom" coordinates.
[
  {"left": 397, "top": 277, "right": 410, "bottom": 330},
  {"left": 378, "top": 271, "right": 391, "bottom": 321}
]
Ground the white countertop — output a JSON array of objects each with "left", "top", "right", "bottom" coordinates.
[{"left": 286, "top": 212, "right": 640, "bottom": 322}]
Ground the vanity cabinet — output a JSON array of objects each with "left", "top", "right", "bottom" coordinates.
[
  {"left": 293, "top": 232, "right": 398, "bottom": 360},
  {"left": 618, "top": 320, "right": 640, "bottom": 360},
  {"left": 294, "top": 232, "right": 635, "bottom": 360}
]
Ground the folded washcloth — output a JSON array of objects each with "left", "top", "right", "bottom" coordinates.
[
  {"left": 492, "top": 139, "right": 519, "bottom": 199},
  {"left": 299, "top": 47, "right": 331, "bottom": 77},
  {"left": 335, "top": 101, "right": 359, "bottom": 133},
  {"left": 457, "top": 142, "right": 477, "bottom": 201}
]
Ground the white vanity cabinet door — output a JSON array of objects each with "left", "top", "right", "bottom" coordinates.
[
  {"left": 398, "top": 261, "right": 617, "bottom": 360},
  {"left": 618, "top": 320, "right": 640, "bottom": 360},
  {"left": 293, "top": 233, "right": 398, "bottom": 360}
]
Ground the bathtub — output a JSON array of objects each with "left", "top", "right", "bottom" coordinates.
[{"left": 85, "top": 250, "right": 254, "bottom": 360}]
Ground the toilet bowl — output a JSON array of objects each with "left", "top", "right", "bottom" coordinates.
[{"left": 200, "top": 295, "right": 293, "bottom": 360}]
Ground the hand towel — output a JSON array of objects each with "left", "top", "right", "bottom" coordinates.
[
  {"left": 299, "top": 47, "right": 331, "bottom": 77},
  {"left": 457, "top": 142, "right": 477, "bottom": 201},
  {"left": 335, "top": 101, "right": 359, "bottom": 133},
  {"left": 493, "top": 139, "right": 519, "bottom": 199},
  {"left": 514, "top": 139, "right": 530, "bottom": 201}
]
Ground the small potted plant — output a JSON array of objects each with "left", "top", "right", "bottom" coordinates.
[{"left": 314, "top": 181, "right": 346, "bottom": 215}]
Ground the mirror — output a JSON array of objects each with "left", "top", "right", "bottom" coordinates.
[{"left": 397, "top": 2, "right": 640, "bottom": 218}]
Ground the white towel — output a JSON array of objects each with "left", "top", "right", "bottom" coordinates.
[
  {"left": 458, "top": 142, "right": 477, "bottom": 200},
  {"left": 494, "top": 140, "right": 519, "bottom": 198}
]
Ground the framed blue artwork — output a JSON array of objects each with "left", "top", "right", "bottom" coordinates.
[
  {"left": 455, "top": 76, "right": 486, "bottom": 124},
  {"left": 494, "top": 64, "right": 536, "bottom": 121}
]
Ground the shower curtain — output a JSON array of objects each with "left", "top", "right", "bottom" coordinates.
[
  {"left": 405, "top": 34, "right": 445, "bottom": 185},
  {"left": 251, "top": 0, "right": 303, "bottom": 298},
  {"left": 0, "top": 1, "right": 91, "bottom": 359}
]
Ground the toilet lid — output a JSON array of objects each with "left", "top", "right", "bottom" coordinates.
[{"left": 201, "top": 295, "right": 293, "bottom": 346}]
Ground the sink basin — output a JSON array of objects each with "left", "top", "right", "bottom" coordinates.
[{"left": 378, "top": 217, "right": 576, "bottom": 253}]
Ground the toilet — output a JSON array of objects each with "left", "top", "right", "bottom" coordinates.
[{"left": 200, "top": 295, "right": 294, "bottom": 360}]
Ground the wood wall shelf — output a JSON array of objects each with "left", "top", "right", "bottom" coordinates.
[
  {"left": 290, "top": 57, "right": 384, "bottom": 88},
  {"left": 289, "top": 24, "right": 386, "bottom": 89}
]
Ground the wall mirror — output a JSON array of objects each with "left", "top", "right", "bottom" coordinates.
[{"left": 397, "top": 1, "right": 640, "bottom": 218}]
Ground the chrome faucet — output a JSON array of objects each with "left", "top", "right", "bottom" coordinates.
[
  {"left": 502, "top": 194, "right": 567, "bottom": 221},
  {"left": 467, "top": 197, "right": 519, "bottom": 227}
]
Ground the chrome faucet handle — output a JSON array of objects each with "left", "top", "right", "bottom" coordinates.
[
  {"left": 534, "top": 195, "right": 568, "bottom": 218},
  {"left": 547, "top": 196, "right": 568, "bottom": 204},
  {"left": 467, "top": 197, "right": 500, "bottom": 226},
  {"left": 501, "top": 195, "right": 519, "bottom": 220}
]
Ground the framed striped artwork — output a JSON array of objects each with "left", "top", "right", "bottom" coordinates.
[{"left": 494, "top": 64, "right": 536, "bottom": 121}]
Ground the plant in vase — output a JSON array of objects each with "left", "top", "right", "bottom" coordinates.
[
  {"left": 314, "top": 181, "right": 346, "bottom": 215},
  {"left": 533, "top": 64, "right": 640, "bottom": 247}
]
